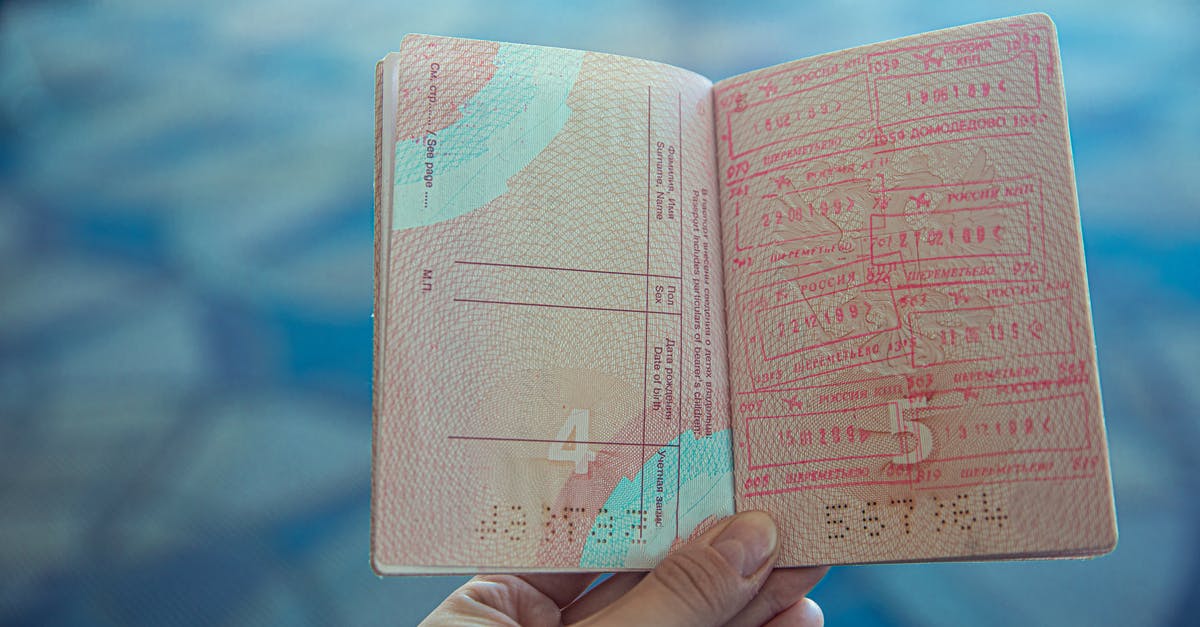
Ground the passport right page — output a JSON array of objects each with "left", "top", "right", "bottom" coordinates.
[{"left": 715, "top": 14, "right": 1117, "bottom": 565}]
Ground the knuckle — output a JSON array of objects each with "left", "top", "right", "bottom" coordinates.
[
  {"left": 649, "top": 548, "right": 738, "bottom": 615},
  {"left": 457, "top": 576, "right": 526, "bottom": 613}
]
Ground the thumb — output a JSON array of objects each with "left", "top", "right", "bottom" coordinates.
[{"left": 579, "top": 511, "right": 779, "bottom": 627}]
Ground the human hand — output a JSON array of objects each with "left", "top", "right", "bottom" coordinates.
[{"left": 421, "top": 511, "right": 828, "bottom": 626}]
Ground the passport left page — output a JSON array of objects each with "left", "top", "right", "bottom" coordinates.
[{"left": 372, "top": 35, "right": 730, "bottom": 573}]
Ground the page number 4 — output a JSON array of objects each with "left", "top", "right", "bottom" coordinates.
[{"left": 548, "top": 408, "right": 596, "bottom": 474}]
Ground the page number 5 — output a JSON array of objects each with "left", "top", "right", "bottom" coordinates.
[
  {"left": 889, "top": 401, "right": 933, "bottom": 464},
  {"left": 548, "top": 408, "right": 596, "bottom": 474}
]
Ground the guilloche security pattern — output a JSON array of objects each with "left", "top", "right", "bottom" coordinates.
[
  {"left": 715, "top": 14, "right": 1115, "bottom": 565},
  {"left": 374, "top": 36, "right": 733, "bottom": 572},
  {"left": 373, "top": 14, "right": 1116, "bottom": 572}
]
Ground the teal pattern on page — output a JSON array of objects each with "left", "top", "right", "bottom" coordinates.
[
  {"left": 580, "top": 428, "right": 735, "bottom": 569},
  {"left": 392, "top": 43, "right": 585, "bottom": 230}
]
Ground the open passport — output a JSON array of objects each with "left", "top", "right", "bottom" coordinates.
[{"left": 372, "top": 14, "right": 1117, "bottom": 573}]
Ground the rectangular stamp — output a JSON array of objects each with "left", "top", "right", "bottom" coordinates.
[
  {"left": 864, "top": 25, "right": 1054, "bottom": 129},
  {"left": 753, "top": 280, "right": 901, "bottom": 363},
  {"left": 917, "top": 392, "right": 1091, "bottom": 463},
  {"left": 735, "top": 176, "right": 872, "bottom": 254},
  {"left": 908, "top": 296, "right": 1076, "bottom": 368},
  {"left": 873, "top": 50, "right": 1041, "bottom": 128},
  {"left": 744, "top": 403, "right": 896, "bottom": 471},
  {"left": 725, "top": 72, "right": 871, "bottom": 160},
  {"left": 870, "top": 175, "right": 1048, "bottom": 288},
  {"left": 868, "top": 202, "right": 1033, "bottom": 265}
]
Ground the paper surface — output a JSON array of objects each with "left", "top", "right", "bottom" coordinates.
[
  {"left": 374, "top": 15, "right": 1116, "bottom": 573},
  {"left": 373, "top": 36, "right": 733, "bottom": 572},
  {"left": 715, "top": 14, "right": 1115, "bottom": 564}
]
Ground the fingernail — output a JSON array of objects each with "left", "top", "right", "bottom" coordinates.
[
  {"left": 712, "top": 511, "right": 777, "bottom": 577},
  {"left": 799, "top": 597, "right": 824, "bottom": 627}
]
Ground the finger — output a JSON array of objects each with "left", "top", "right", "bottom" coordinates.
[
  {"left": 518, "top": 573, "right": 600, "bottom": 608},
  {"left": 576, "top": 511, "right": 779, "bottom": 627},
  {"left": 560, "top": 573, "right": 646, "bottom": 623},
  {"left": 422, "top": 575, "right": 561, "bottom": 627},
  {"left": 562, "top": 516, "right": 739, "bottom": 623},
  {"left": 762, "top": 598, "right": 823, "bottom": 627},
  {"left": 723, "top": 566, "right": 829, "bottom": 627}
]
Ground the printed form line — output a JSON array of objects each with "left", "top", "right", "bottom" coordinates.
[
  {"left": 448, "top": 435, "right": 680, "bottom": 448},
  {"left": 639, "top": 84, "right": 651, "bottom": 537},
  {"left": 675, "top": 91, "right": 683, "bottom": 540},
  {"left": 453, "top": 298, "right": 681, "bottom": 316},
  {"left": 455, "top": 260, "right": 681, "bottom": 280}
]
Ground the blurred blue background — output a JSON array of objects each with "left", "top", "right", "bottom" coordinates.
[{"left": 1, "top": 0, "right": 1196, "bottom": 625}]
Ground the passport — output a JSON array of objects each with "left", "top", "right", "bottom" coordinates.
[{"left": 372, "top": 14, "right": 1117, "bottom": 573}]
